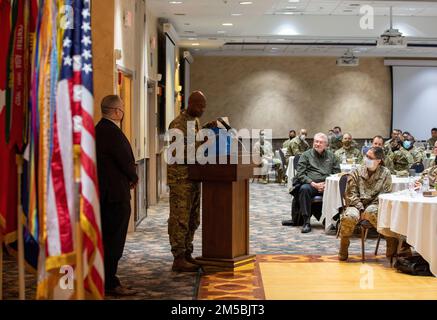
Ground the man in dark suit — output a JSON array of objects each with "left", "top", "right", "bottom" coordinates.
[{"left": 95, "top": 95, "right": 138, "bottom": 296}]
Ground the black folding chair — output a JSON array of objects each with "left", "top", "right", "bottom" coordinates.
[
  {"left": 293, "top": 154, "right": 300, "bottom": 176},
  {"left": 336, "top": 174, "right": 349, "bottom": 238}
]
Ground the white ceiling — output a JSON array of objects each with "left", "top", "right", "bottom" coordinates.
[{"left": 148, "top": 0, "right": 437, "bottom": 57}]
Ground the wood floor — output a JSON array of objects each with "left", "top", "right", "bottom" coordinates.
[{"left": 198, "top": 255, "right": 437, "bottom": 300}]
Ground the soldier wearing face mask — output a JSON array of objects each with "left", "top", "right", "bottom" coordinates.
[
  {"left": 285, "top": 128, "right": 310, "bottom": 158},
  {"left": 338, "top": 147, "right": 397, "bottom": 261},
  {"left": 386, "top": 137, "right": 414, "bottom": 176},
  {"left": 334, "top": 133, "right": 363, "bottom": 163},
  {"left": 402, "top": 133, "right": 425, "bottom": 164},
  {"left": 329, "top": 126, "right": 343, "bottom": 152}
]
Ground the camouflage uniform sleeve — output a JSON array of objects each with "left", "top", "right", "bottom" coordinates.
[
  {"left": 345, "top": 171, "right": 365, "bottom": 212},
  {"left": 285, "top": 142, "right": 293, "bottom": 158},
  {"left": 430, "top": 166, "right": 437, "bottom": 187},
  {"left": 355, "top": 149, "right": 363, "bottom": 162},
  {"left": 370, "top": 169, "right": 392, "bottom": 206},
  {"left": 418, "top": 166, "right": 437, "bottom": 185},
  {"left": 334, "top": 149, "right": 342, "bottom": 162},
  {"left": 291, "top": 140, "right": 300, "bottom": 156},
  {"left": 405, "top": 150, "right": 414, "bottom": 166}
]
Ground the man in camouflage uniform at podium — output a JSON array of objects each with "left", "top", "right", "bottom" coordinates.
[{"left": 167, "top": 91, "right": 213, "bottom": 272}]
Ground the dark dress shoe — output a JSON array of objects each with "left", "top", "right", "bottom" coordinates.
[
  {"left": 282, "top": 219, "right": 303, "bottom": 227},
  {"left": 282, "top": 219, "right": 293, "bottom": 226},
  {"left": 301, "top": 223, "right": 312, "bottom": 233}
]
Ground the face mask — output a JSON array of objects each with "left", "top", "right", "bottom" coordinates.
[
  {"left": 300, "top": 135, "right": 306, "bottom": 141},
  {"left": 365, "top": 157, "right": 377, "bottom": 170},
  {"left": 403, "top": 141, "right": 412, "bottom": 149},
  {"left": 343, "top": 141, "right": 352, "bottom": 148}
]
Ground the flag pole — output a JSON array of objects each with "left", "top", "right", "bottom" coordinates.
[
  {"left": 16, "top": 154, "right": 25, "bottom": 300},
  {"left": 73, "top": 145, "right": 85, "bottom": 300}
]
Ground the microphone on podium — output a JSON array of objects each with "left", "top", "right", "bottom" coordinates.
[{"left": 216, "top": 117, "right": 248, "bottom": 153}]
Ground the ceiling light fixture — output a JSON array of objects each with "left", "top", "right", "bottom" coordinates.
[
  {"left": 192, "top": 43, "right": 200, "bottom": 46},
  {"left": 239, "top": 1, "right": 253, "bottom": 5},
  {"left": 222, "top": 23, "right": 233, "bottom": 26},
  {"left": 288, "top": 0, "right": 299, "bottom": 2},
  {"left": 169, "top": 1, "right": 183, "bottom": 4},
  {"left": 231, "top": 13, "right": 243, "bottom": 16}
]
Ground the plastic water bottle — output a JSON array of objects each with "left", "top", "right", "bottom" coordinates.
[
  {"left": 422, "top": 175, "right": 430, "bottom": 192},
  {"left": 408, "top": 176, "right": 415, "bottom": 193}
]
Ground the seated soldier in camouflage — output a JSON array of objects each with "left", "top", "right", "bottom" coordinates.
[
  {"left": 384, "top": 129, "right": 402, "bottom": 155},
  {"left": 285, "top": 128, "right": 310, "bottom": 158},
  {"left": 427, "top": 128, "right": 437, "bottom": 150},
  {"left": 338, "top": 147, "right": 397, "bottom": 261},
  {"left": 385, "top": 137, "right": 414, "bottom": 176},
  {"left": 283, "top": 130, "right": 296, "bottom": 149},
  {"left": 335, "top": 133, "right": 363, "bottom": 163},
  {"left": 415, "top": 140, "right": 437, "bottom": 190},
  {"left": 329, "top": 126, "right": 343, "bottom": 152},
  {"left": 402, "top": 132, "right": 425, "bottom": 164}
]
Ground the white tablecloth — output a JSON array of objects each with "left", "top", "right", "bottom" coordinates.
[
  {"left": 286, "top": 156, "right": 295, "bottom": 192},
  {"left": 321, "top": 175, "right": 410, "bottom": 232},
  {"left": 378, "top": 192, "right": 437, "bottom": 276}
]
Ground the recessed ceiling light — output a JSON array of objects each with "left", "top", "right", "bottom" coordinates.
[
  {"left": 288, "top": 0, "right": 299, "bottom": 2},
  {"left": 231, "top": 13, "right": 243, "bottom": 16},
  {"left": 239, "top": 1, "right": 253, "bottom": 5},
  {"left": 282, "top": 12, "right": 295, "bottom": 15},
  {"left": 192, "top": 43, "right": 200, "bottom": 46},
  {"left": 271, "top": 47, "right": 279, "bottom": 50},
  {"left": 286, "top": 6, "right": 297, "bottom": 9},
  {"left": 169, "top": 1, "right": 183, "bottom": 4},
  {"left": 217, "top": 30, "right": 226, "bottom": 34},
  {"left": 222, "top": 23, "right": 233, "bottom": 26}
]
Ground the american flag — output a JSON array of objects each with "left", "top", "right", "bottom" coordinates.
[{"left": 44, "top": 0, "right": 104, "bottom": 299}]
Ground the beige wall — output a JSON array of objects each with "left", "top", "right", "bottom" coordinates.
[
  {"left": 92, "top": 0, "right": 115, "bottom": 123},
  {"left": 191, "top": 56, "right": 392, "bottom": 139},
  {"left": 114, "top": 0, "right": 136, "bottom": 72}
]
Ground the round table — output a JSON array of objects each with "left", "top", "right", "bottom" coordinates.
[
  {"left": 378, "top": 192, "right": 437, "bottom": 277},
  {"left": 321, "top": 175, "right": 410, "bottom": 232}
]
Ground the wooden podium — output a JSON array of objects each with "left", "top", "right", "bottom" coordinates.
[{"left": 188, "top": 156, "right": 256, "bottom": 270}]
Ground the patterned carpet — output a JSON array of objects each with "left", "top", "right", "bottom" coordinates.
[{"left": 1, "top": 181, "right": 385, "bottom": 300}]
